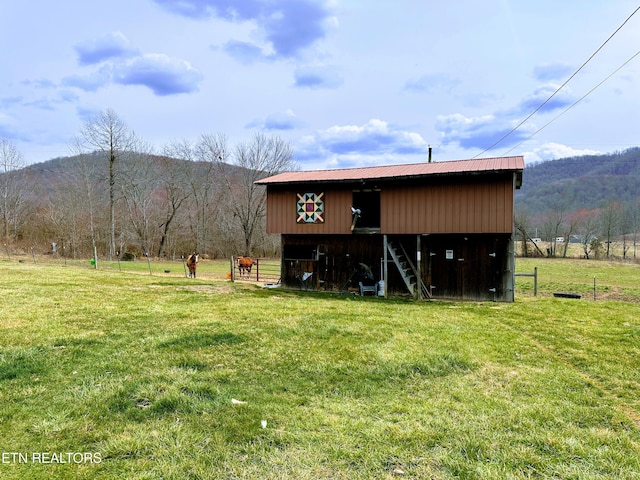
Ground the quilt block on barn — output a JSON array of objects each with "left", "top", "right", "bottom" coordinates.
[{"left": 296, "top": 192, "right": 324, "bottom": 223}]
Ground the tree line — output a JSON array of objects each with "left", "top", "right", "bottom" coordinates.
[
  {"left": 516, "top": 198, "right": 640, "bottom": 259},
  {"left": 3, "top": 112, "right": 639, "bottom": 262},
  {"left": 514, "top": 148, "right": 640, "bottom": 260},
  {"left": 0, "top": 109, "right": 296, "bottom": 260}
]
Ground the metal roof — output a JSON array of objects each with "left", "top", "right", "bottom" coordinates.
[{"left": 256, "top": 156, "right": 524, "bottom": 185}]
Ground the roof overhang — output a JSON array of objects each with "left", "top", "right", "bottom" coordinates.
[{"left": 257, "top": 156, "right": 524, "bottom": 188}]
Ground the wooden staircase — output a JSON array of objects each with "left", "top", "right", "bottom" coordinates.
[{"left": 387, "top": 241, "right": 431, "bottom": 299}]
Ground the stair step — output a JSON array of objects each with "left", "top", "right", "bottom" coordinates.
[{"left": 387, "top": 240, "right": 431, "bottom": 300}]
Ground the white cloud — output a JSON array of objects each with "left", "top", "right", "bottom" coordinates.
[
  {"left": 436, "top": 112, "right": 535, "bottom": 150},
  {"left": 403, "top": 73, "right": 460, "bottom": 93},
  {"left": 2, "top": 1, "right": 639, "bottom": 167},
  {"left": 74, "top": 31, "right": 138, "bottom": 65},
  {"left": 294, "top": 65, "right": 343, "bottom": 89},
  {"left": 294, "top": 119, "right": 429, "bottom": 168},
  {"left": 155, "top": 0, "right": 334, "bottom": 60},
  {"left": 532, "top": 63, "right": 574, "bottom": 82},
  {"left": 522, "top": 143, "right": 602, "bottom": 164},
  {"left": 113, "top": 54, "right": 203, "bottom": 95},
  {"left": 62, "top": 67, "right": 113, "bottom": 92},
  {"left": 247, "top": 109, "right": 303, "bottom": 131}
]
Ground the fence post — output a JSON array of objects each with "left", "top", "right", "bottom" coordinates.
[
  {"left": 515, "top": 267, "right": 538, "bottom": 296},
  {"left": 255, "top": 258, "right": 260, "bottom": 282},
  {"left": 230, "top": 256, "right": 235, "bottom": 282}
]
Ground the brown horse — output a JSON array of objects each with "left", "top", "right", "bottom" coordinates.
[
  {"left": 186, "top": 253, "right": 199, "bottom": 278},
  {"left": 236, "top": 256, "right": 256, "bottom": 278}
]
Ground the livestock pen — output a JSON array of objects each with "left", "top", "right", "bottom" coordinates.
[{"left": 230, "top": 256, "right": 281, "bottom": 285}]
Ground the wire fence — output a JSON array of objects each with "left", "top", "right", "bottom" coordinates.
[
  {"left": 1, "top": 248, "right": 281, "bottom": 285},
  {"left": 514, "top": 258, "right": 640, "bottom": 302},
  {"left": 3, "top": 248, "right": 640, "bottom": 302}
]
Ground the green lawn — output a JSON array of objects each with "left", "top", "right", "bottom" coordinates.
[
  {"left": 515, "top": 257, "right": 640, "bottom": 301},
  {"left": 0, "top": 259, "right": 639, "bottom": 479}
]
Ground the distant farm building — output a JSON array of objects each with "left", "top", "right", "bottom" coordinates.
[{"left": 257, "top": 156, "right": 524, "bottom": 302}]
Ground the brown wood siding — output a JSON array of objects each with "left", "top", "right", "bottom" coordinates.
[
  {"left": 265, "top": 188, "right": 353, "bottom": 234},
  {"left": 381, "top": 175, "right": 515, "bottom": 233}
]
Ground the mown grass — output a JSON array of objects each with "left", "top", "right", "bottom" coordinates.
[
  {"left": 0, "top": 259, "right": 639, "bottom": 479},
  {"left": 516, "top": 256, "right": 640, "bottom": 301}
]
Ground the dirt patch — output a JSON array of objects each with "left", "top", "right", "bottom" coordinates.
[
  {"left": 527, "top": 285, "right": 640, "bottom": 303},
  {"left": 179, "top": 285, "right": 235, "bottom": 294},
  {"left": 594, "top": 285, "right": 640, "bottom": 303}
]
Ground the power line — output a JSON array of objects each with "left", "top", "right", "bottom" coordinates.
[
  {"left": 502, "top": 48, "right": 640, "bottom": 156},
  {"left": 473, "top": 5, "right": 640, "bottom": 158}
]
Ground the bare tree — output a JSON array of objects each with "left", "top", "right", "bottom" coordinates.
[
  {"left": 598, "top": 200, "right": 623, "bottom": 257},
  {"left": 573, "top": 209, "right": 599, "bottom": 259},
  {"left": 514, "top": 206, "right": 545, "bottom": 257},
  {"left": 0, "top": 138, "right": 27, "bottom": 239},
  {"left": 73, "top": 109, "right": 138, "bottom": 258},
  {"left": 621, "top": 200, "right": 640, "bottom": 259},
  {"left": 560, "top": 211, "right": 582, "bottom": 258},
  {"left": 540, "top": 212, "right": 563, "bottom": 257},
  {"left": 213, "top": 132, "right": 296, "bottom": 255},
  {"left": 541, "top": 194, "right": 573, "bottom": 257},
  {"left": 118, "top": 150, "right": 159, "bottom": 256},
  {"left": 155, "top": 145, "right": 193, "bottom": 258},
  {"left": 194, "top": 133, "right": 229, "bottom": 253},
  {"left": 63, "top": 144, "right": 109, "bottom": 256}
]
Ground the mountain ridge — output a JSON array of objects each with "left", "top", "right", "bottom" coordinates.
[
  {"left": 516, "top": 147, "right": 640, "bottom": 214},
  {"left": 9, "top": 147, "right": 640, "bottom": 216}
]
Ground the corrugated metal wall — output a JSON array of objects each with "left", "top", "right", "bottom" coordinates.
[
  {"left": 266, "top": 188, "right": 352, "bottom": 234},
  {"left": 265, "top": 173, "right": 516, "bottom": 235},
  {"left": 382, "top": 175, "right": 514, "bottom": 233}
]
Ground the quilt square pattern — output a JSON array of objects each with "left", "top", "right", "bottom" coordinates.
[{"left": 296, "top": 192, "right": 324, "bottom": 223}]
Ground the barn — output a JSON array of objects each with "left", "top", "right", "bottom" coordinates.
[{"left": 256, "top": 156, "right": 524, "bottom": 302}]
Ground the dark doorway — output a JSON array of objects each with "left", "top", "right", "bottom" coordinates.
[{"left": 352, "top": 190, "right": 381, "bottom": 229}]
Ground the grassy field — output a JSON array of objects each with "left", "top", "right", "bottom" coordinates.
[
  {"left": 0, "top": 258, "right": 639, "bottom": 479},
  {"left": 515, "top": 257, "right": 640, "bottom": 302}
]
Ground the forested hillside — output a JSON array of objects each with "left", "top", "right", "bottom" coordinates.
[
  {"left": 514, "top": 147, "right": 640, "bottom": 258},
  {"left": 4, "top": 153, "right": 265, "bottom": 259},
  {"left": 516, "top": 147, "right": 640, "bottom": 214},
  {"left": 0, "top": 132, "right": 294, "bottom": 260},
  {"left": 3, "top": 146, "right": 640, "bottom": 260}
]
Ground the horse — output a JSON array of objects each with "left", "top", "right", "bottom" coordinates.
[
  {"left": 236, "top": 256, "right": 256, "bottom": 278},
  {"left": 186, "top": 253, "right": 199, "bottom": 278}
]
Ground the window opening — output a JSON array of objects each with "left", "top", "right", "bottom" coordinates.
[{"left": 352, "top": 190, "right": 381, "bottom": 229}]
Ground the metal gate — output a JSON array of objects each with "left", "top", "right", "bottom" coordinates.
[{"left": 231, "top": 257, "right": 281, "bottom": 284}]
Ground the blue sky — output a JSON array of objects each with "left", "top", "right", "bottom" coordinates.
[{"left": 1, "top": 1, "right": 639, "bottom": 169}]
